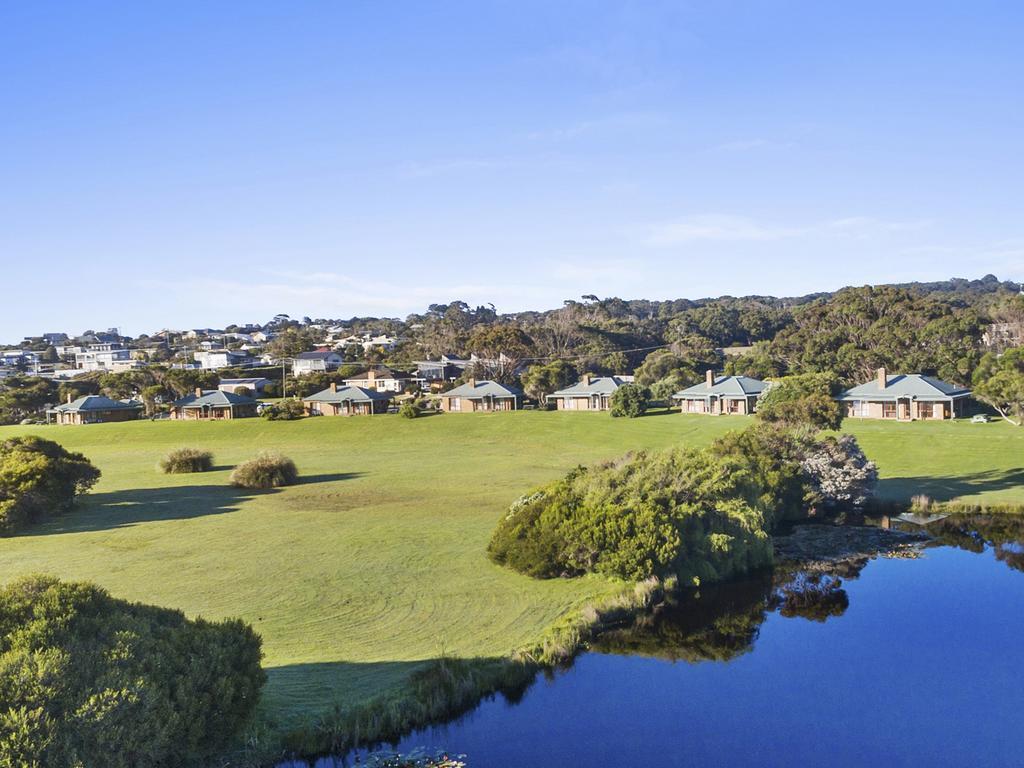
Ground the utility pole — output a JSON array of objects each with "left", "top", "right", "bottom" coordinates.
[{"left": 282, "top": 359, "right": 287, "bottom": 399}]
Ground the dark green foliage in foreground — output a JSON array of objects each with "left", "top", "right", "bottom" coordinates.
[
  {"left": 399, "top": 401, "right": 421, "bottom": 419},
  {"left": 0, "top": 575, "right": 265, "bottom": 768},
  {"left": 230, "top": 452, "right": 299, "bottom": 489},
  {"left": 261, "top": 399, "right": 307, "bottom": 421},
  {"left": 158, "top": 447, "right": 214, "bottom": 474},
  {"left": 609, "top": 383, "right": 649, "bottom": 418},
  {"left": 756, "top": 372, "right": 842, "bottom": 430},
  {"left": 0, "top": 436, "right": 101, "bottom": 535},
  {"left": 488, "top": 423, "right": 877, "bottom": 583}
]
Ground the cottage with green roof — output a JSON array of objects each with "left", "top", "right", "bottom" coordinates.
[
  {"left": 672, "top": 370, "right": 767, "bottom": 415},
  {"left": 549, "top": 375, "right": 630, "bottom": 411},
  {"left": 302, "top": 382, "right": 392, "bottom": 416},
  {"left": 440, "top": 379, "right": 522, "bottom": 413},
  {"left": 836, "top": 368, "right": 971, "bottom": 421},
  {"left": 47, "top": 394, "right": 143, "bottom": 425},
  {"left": 169, "top": 388, "right": 258, "bottom": 420}
]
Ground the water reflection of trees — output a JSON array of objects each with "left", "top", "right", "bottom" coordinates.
[
  {"left": 925, "top": 514, "right": 1024, "bottom": 573},
  {"left": 593, "top": 561, "right": 858, "bottom": 663}
]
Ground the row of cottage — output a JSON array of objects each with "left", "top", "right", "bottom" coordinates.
[{"left": 47, "top": 366, "right": 973, "bottom": 424}]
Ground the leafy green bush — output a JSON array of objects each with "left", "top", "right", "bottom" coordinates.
[
  {"left": 261, "top": 399, "right": 306, "bottom": 420},
  {"left": 488, "top": 445, "right": 774, "bottom": 583},
  {"left": 756, "top": 372, "right": 842, "bottom": 430},
  {"left": 0, "top": 435, "right": 101, "bottom": 535},
  {"left": 230, "top": 452, "right": 299, "bottom": 489},
  {"left": 158, "top": 447, "right": 214, "bottom": 474},
  {"left": 399, "top": 401, "right": 421, "bottom": 419},
  {"left": 0, "top": 575, "right": 265, "bottom": 768},
  {"left": 609, "top": 383, "right": 650, "bottom": 418}
]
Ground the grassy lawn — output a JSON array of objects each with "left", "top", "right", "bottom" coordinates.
[{"left": 0, "top": 412, "right": 1021, "bottom": 731}]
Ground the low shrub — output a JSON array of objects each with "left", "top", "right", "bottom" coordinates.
[
  {"left": 230, "top": 452, "right": 299, "bottom": 489},
  {"left": 0, "top": 435, "right": 101, "bottom": 535},
  {"left": 158, "top": 447, "right": 214, "bottom": 474},
  {"left": 609, "top": 383, "right": 650, "bottom": 418},
  {"left": 0, "top": 575, "right": 265, "bottom": 768},
  {"left": 399, "top": 401, "right": 421, "bottom": 419},
  {"left": 261, "top": 400, "right": 306, "bottom": 421}
]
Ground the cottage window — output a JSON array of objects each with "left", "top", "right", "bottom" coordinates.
[
  {"left": 450, "top": 397, "right": 461, "bottom": 412},
  {"left": 882, "top": 402, "right": 897, "bottom": 419}
]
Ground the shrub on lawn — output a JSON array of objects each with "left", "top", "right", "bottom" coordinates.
[
  {"left": 0, "top": 435, "right": 101, "bottom": 535},
  {"left": 230, "top": 452, "right": 298, "bottom": 489},
  {"left": 399, "top": 401, "right": 420, "bottom": 419},
  {"left": 158, "top": 447, "right": 214, "bottom": 474},
  {"left": 261, "top": 399, "right": 306, "bottom": 421},
  {"left": 609, "top": 383, "right": 649, "bottom": 418},
  {"left": 0, "top": 574, "right": 265, "bottom": 768}
]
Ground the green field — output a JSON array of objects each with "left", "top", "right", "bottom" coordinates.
[{"left": 1, "top": 412, "right": 1021, "bottom": 731}]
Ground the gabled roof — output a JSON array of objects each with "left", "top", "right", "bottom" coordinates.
[
  {"left": 838, "top": 374, "right": 971, "bottom": 401},
  {"left": 673, "top": 375, "right": 768, "bottom": 399},
  {"left": 295, "top": 351, "right": 342, "bottom": 360},
  {"left": 50, "top": 395, "right": 142, "bottom": 413},
  {"left": 344, "top": 366, "right": 412, "bottom": 380},
  {"left": 219, "top": 378, "right": 271, "bottom": 386},
  {"left": 303, "top": 385, "right": 394, "bottom": 404},
  {"left": 444, "top": 380, "right": 523, "bottom": 398},
  {"left": 171, "top": 390, "right": 257, "bottom": 408},
  {"left": 551, "top": 376, "right": 629, "bottom": 397}
]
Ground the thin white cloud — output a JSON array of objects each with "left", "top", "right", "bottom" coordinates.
[{"left": 645, "top": 214, "right": 933, "bottom": 246}]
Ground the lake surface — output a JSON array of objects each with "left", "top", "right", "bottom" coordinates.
[{"left": 299, "top": 517, "right": 1024, "bottom": 767}]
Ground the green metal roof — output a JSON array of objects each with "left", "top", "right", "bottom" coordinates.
[
  {"left": 50, "top": 395, "right": 142, "bottom": 413},
  {"left": 171, "top": 390, "right": 256, "bottom": 408},
  {"left": 303, "top": 385, "right": 393, "bottom": 404},
  {"left": 551, "top": 376, "right": 628, "bottom": 397},
  {"left": 673, "top": 375, "right": 767, "bottom": 399},
  {"left": 444, "top": 380, "right": 523, "bottom": 398},
  {"left": 837, "top": 374, "right": 971, "bottom": 401}
]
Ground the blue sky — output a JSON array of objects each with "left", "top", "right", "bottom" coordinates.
[{"left": 2, "top": 1, "right": 1022, "bottom": 339}]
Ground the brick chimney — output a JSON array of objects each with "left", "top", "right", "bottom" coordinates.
[
  {"left": 330, "top": 381, "right": 337, "bottom": 393},
  {"left": 67, "top": 393, "right": 73, "bottom": 404},
  {"left": 583, "top": 374, "right": 591, "bottom": 386},
  {"left": 877, "top": 367, "right": 887, "bottom": 389},
  {"left": 706, "top": 369, "right": 715, "bottom": 389},
  {"left": 195, "top": 387, "right": 204, "bottom": 398},
  {"left": 468, "top": 377, "right": 477, "bottom": 388},
  {"left": 368, "top": 369, "right": 376, "bottom": 385}
]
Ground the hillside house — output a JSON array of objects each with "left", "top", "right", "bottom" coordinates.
[
  {"left": 836, "top": 368, "right": 971, "bottom": 421},
  {"left": 303, "top": 383, "right": 392, "bottom": 416},
  {"left": 293, "top": 351, "right": 344, "bottom": 375},
  {"left": 342, "top": 366, "right": 413, "bottom": 393},
  {"left": 673, "top": 371, "right": 767, "bottom": 415},
  {"left": 169, "top": 388, "right": 258, "bottom": 420},
  {"left": 47, "top": 395, "right": 143, "bottom": 425},
  {"left": 439, "top": 379, "right": 522, "bottom": 412},
  {"left": 549, "top": 375, "right": 630, "bottom": 410},
  {"left": 218, "top": 377, "right": 272, "bottom": 396}
]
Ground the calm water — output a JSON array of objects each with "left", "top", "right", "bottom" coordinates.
[{"left": 297, "top": 518, "right": 1024, "bottom": 767}]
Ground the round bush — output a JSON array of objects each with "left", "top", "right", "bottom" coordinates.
[
  {"left": 229, "top": 452, "right": 299, "bottom": 489},
  {"left": 399, "top": 401, "right": 420, "bottom": 419},
  {"left": 158, "top": 447, "right": 214, "bottom": 474}
]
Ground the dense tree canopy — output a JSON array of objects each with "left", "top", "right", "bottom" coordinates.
[
  {"left": 756, "top": 373, "right": 843, "bottom": 430},
  {"left": 0, "top": 575, "right": 265, "bottom": 767},
  {"left": 972, "top": 347, "right": 1024, "bottom": 425}
]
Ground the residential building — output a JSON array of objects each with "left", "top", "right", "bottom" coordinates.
[
  {"left": 303, "top": 383, "right": 392, "bottom": 416},
  {"left": 193, "top": 349, "right": 253, "bottom": 370},
  {"left": 218, "top": 377, "right": 272, "bottom": 396},
  {"left": 74, "top": 347, "right": 131, "bottom": 371},
  {"left": 673, "top": 371, "right": 768, "bottom": 415},
  {"left": 293, "top": 351, "right": 344, "bottom": 375},
  {"left": 836, "top": 368, "right": 971, "bottom": 421},
  {"left": 169, "top": 388, "right": 259, "bottom": 420},
  {"left": 343, "top": 366, "right": 413, "bottom": 393},
  {"left": 549, "top": 375, "right": 630, "bottom": 410},
  {"left": 439, "top": 379, "right": 523, "bottom": 412},
  {"left": 47, "top": 395, "right": 143, "bottom": 425}
]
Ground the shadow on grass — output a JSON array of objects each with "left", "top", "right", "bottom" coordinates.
[
  {"left": 22, "top": 473, "right": 363, "bottom": 536},
  {"left": 877, "top": 467, "right": 1024, "bottom": 503}
]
